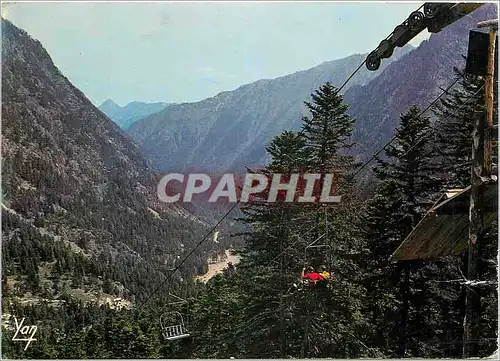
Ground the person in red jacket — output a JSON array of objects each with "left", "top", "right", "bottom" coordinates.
[{"left": 300, "top": 266, "right": 324, "bottom": 284}]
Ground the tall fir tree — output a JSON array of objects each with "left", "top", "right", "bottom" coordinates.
[
  {"left": 364, "top": 106, "right": 445, "bottom": 357},
  {"left": 433, "top": 69, "right": 486, "bottom": 188},
  {"left": 297, "top": 82, "right": 370, "bottom": 357},
  {"left": 219, "top": 82, "right": 371, "bottom": 358},
  {"left": 301, "top": 82, "right": 357, "bottom": 177},
  {"left": 228, "top": 130, "right": 313, "bottom": 357}
]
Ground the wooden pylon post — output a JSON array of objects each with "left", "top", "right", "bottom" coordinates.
[
  {"left": 463, "top": 107, "right": 484, "bottom": 358},
  {"left": 463, "top": 19, "right": 497, "bottom": 358},
  {"left": 478, "top": 19, "right": 498, "bottom": 177}
]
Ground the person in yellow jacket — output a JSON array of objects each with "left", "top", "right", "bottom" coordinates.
[{"left": 318, "top": 265, "right": 330, "bottom": 280}]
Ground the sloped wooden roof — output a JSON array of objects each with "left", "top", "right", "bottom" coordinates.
[{"left": 391, "top": 183, "right": 498, "bottom": 261}]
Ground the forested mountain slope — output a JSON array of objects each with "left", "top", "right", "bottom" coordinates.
[{"left": 1, "top": 19, "right": 218, "bottom": 310}]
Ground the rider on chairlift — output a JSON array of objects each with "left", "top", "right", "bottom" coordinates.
[
  {"left": 300, "top": 266, "right": 324, "bottom": 284},
  {"left": 318, "top": 265, "right": 330, "bottom": 280}
]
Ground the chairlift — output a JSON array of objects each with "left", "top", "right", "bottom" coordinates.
[
  {"left": 160, "top": 293, "right": 191, "bottom": 341},
  {"left": 304, "top": 206, "right": 331, "bottom": 256},
  {"left": 301, "top": 230, "right": 333, "bottom": 289},
  {"left": 160, "top": 311, "right": 190, "bottom": 341},
  {"left": 304, "top": 234, "right": 331, "bottom": 267}
]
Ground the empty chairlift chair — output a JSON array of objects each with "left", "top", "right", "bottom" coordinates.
[
  {"left": 160, "top": 293, "right": 192, "bottom": 341},
  {"left": 161, "top": 311, "right": 190, "bottom": 341}
]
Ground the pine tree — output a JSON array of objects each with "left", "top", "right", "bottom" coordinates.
[
  {"left": 232, "top": 130, "right": 314, "bottom": 357},
  {"left": 301, "top": 82, "right": 355, "bottom": 173},
  {"left": 364, "top": 106, "right": 443, "bottom": 357},
  {"left": 433, "top": 69, "right": 485, "bottom": 188},
  {"left": 266, "top": 130, "right": 310, "bottom": 174},
  {"left": 289, "top": 82, "right": 370, "bottom": 357},
  {"left": 209, "top": 82, "right": 369, "bottom": 358}
]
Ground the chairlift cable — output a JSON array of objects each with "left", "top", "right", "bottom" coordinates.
[
  {"left": 401, "top": 82, "right": 485, "bottom": 158},
  {"left": 348, "top": 75, "right": 463, "bottom": 180},
  {"left": 137, "top": 201, "right": 240, "bottom": 312},
  {"left": 296, "top": 3, "right": 426, "bottom": 136}
]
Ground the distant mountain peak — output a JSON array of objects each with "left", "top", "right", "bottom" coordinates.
[
  {"left": 101, "top": 98, "right": 120, "bottom": 107},
  {"left": 98, "top": 98, "right": 122, "bottom": 118},
  {"left": 99, "top": 99, "right": 171, "bottom": 130},
  {"left": 100, "top": 98, "right": 120, "bottom": 107}
]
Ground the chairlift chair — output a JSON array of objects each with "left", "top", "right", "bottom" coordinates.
[
  {"left": 161, "top": 311, "right": 190, "bottom": 341},
  {"left": 302, "top": 234, "right": 333, "bottom": 289},
  {"left": 160, "top": 293, "right": 191, "bottom": 341}
]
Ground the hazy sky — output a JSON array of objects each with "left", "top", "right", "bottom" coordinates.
[{"left": 3, "top": 1, "right": 430, "bottom": 107}]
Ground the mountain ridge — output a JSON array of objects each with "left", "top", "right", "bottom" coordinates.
[
  {"left": 98, "top": 99, "right": 172, "bottom": 130},
  {"left": 128, "top": 46, "right": 415, "bottom": 173},
  {"left": 344, "top": 3, "right": 498, "bottom": 157}
]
